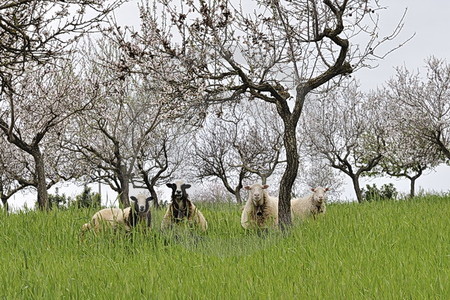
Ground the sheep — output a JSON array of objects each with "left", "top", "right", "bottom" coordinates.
[
  {"left": 128, "top": 193, "right": 153, "bottom": 228},
  {"left": 291, "top": 187, "right": 329, "bottom": 220},
  {"left": 161, "top": 180, "right": 208, "bottom": 231},
  {"left": 81, "top": 194, "right": 153, "bottom": 233},
  {"left": 241, "top": 183, "right": 278, "bottom": 229}
]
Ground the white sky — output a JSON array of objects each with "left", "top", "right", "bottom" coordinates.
[{"left": 7, "top": 1, "right": 450, "bottom": 210}]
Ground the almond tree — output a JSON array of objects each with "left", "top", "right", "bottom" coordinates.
[
  {"left": 133, "top": 125, "right": 188, "bottom": 208},
  {"left": 371, "top": 87, "right": 441, "bottom": 198},
  {"left": 64, "top": 38, "right": 199, "bottom": 207},
  {"left": 378, "top": 131, "right": 439, "bottom": 198},
  {"left": 114, "top": 0, "right": 405, "bottom": 225},
  {"left": 231, "top": 102, "right": 285, "bottom": 185},
  {"left": 0, "top": 0, "right": 126, "bottom": 209},
  {"left": 0, "top": 0, "right": 125, "bottom": 91},
  {"left": 0, "top": 125, "right": 87, "bottom": 211},
  {"left": 65, "top": 78, "right": 163, "bottom": 208},
  {"left": 0, "top": 60, "right": 96, "bottom": 209},
  {"left": 190, "top": 100, "right": 285, "bottom": 203},
  {"left": 385, "top": 57, "right": 450, "bottom": 162},
  {"left": 0, "top": 138, "right": 34, "bottom": 211},
  {"left": 191, "top": 114, "right": 250, "bottom": 204},
  {"left": 302, "top": 83, "right": 386, "bottom": 203}
]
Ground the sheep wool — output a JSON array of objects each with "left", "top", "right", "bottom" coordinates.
[
  {"left": 81, "top": 194, "right": 153, "bottom": 233},
  {"left": 291, "top": 187, "right": 329, "bottom": 220},
  {"left": 81, "top": 207, "right": 130, "bottom": 232},
  {"left": 161, "top": 180, "right": 208, "bottom": 231},
  {"left": 241, "top": 183, "right": 279, "bottom": 229}
]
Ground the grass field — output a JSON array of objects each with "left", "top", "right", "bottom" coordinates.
[{"left": 0, "top": 196, "right": 448, "bottom": 299}]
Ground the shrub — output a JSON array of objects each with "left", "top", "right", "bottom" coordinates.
[
  {"left": 362, "top": 183, "right": 398, "bottom": 202},
  {"left": 71, "top": 185, "right": 101, "bottom": 208},
  {"left": 48, "top": 193, "right": 71, "bottom": 210}
]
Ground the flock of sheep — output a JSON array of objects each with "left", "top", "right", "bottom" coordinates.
[{"left": 81, "top": 180, "right": 329, "bottom": 234}]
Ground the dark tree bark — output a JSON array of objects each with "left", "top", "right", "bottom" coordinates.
[
  {"left": 403, "top": 169, "right": 423, "bottom": 198},
  {"left": 117, "top": 171, "right": 131, "bottom": 208},
  {"left": 351, "top": 175, "right": 364, "bottom": 204},
  {"left": 31, "top": 147, "right": 49, "bottom": 210}
]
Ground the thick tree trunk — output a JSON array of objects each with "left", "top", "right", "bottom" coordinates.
[
  {"left": 351, "top": 175, "right": 364, "bottom": 203},
  {"left": 278, "top": 121, "right": 299, "bottom": 227},
  {"left": 118, "top": 173, "right": 130, "bottom": 208},
  {"left": 409, "top": 178, "right": 416, "bottom": 198},
  {"left": 408, "top": 169, "right": 422, "bottom": 198},
  {"left": 234, "top": 188, "right": 242, "bottom": 204},
  {"left": 261, "top": 176, "right": 268, "bottom": 185},
  {"left": 32, "top": 147, "right": 49, "bottom": 210},
  {"left": 1, "top": 197, "right": 9, "bottom": 213}
]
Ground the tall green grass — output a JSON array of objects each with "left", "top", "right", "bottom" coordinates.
[{"left": 0, "top": 196, "right": 448, "bottom": 299}]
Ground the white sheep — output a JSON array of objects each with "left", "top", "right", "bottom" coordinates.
[
  {"left": 81, "top": 194, "right": 153, "bottom": 233},
  {"left": 291, "top": 187, "right": 329, "bottom": 220},
  {"left": 161, "top": 180, "right": 208, "bottom": 231},
  {"left": 241, "top": 183, "right": 278, "bottom": 229}
]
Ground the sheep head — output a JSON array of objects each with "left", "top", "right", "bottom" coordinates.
[
  {"left": 166, "top": 180, "right": 192, "bottom": 221},
  {"left": 310, "top": 187, "right": 330, "bottom": 205},
  {"left": 244, "top": 183, "right": 269, "bottom": 216},
  {"left": 166, "top": 180, "right": 191, "bottom": 202},
  {"left": 130, "top": 194, "right": 153, "bottom": 214}
]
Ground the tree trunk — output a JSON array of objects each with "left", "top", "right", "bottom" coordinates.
[
  {"left": 261, "top": 176, "right": 268, "bottom": 185},
  {"left": 234, "top": 187, "right": 242, "bottom": 204},
  {"left": 1, "top": 196, "right": 9, "bottom": 213},
  {"left": 278, "top": 120, "right": 299, "bottom": 227},
  {"left": 148, "top": 185, "right": 160, "bottom": 209},
  {"left": 408, "top": 169, "right": 422, "bottom": 198},
  {"left": 32, "top": 147, "right": 49, "bottom": 210},
  {"left": 409, "top": 178, "right": 416, "bottom": 198},
  {"left": 118, "top": 173, "right": 130, "bottom": 208},
  {"left": 351, "top": 175, "right": 364, "bottom": 203},
  {"left": 140, "top": 170, "right": 160, "bottom": 209}
]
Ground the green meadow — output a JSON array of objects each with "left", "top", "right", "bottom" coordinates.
[{"left": 0, "top": 196, "right": 448, "bottom": 299}]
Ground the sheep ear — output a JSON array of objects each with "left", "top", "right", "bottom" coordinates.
[
  {"left": 244, "top": 186, "right": 251, "bottom": 190},
  {"left": 166, "top": 183, "right": 174, "bottom": 189},
  {"left": 311, "top": 188, "right": 316, "bottom": 192},
  {"left": 146, "top": 197, "right": 153, "bottom": 202},
  {"left": 182, "top": 184, "right": 191, "bottom": 189},
  {"left": 130, "top": 196, "right": 137, "bottom": 202},
  {"left": 325, "top": 188, "right": 330, "bottom": 192},
  {"left": 262, "top": 184, "right": 269, "bottom": 189}
]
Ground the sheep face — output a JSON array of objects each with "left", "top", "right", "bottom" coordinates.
[
  {"left": 310, "top": 187, "right": 329, "bottom": 205},
  {"left": 166, "top": 180, "right": 191, "bottom": 201},
  {"left": 244, "top": 184, "right": 269, "bottom": 216},
  {"left": 130, "top": 194, "right": 153, "bottom": 214}
]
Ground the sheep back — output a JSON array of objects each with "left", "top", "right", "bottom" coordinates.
[
  {"left": 82, "top": 207, "right": 130, "bottom": 233},
  {"left": 291, "top": 194, "right": 326, "bottom": 220}
]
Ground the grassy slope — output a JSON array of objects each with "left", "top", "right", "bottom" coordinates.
[{"left": 0, "top": 196, "right": 448, "bottom": 299}]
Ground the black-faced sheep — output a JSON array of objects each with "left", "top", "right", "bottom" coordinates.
[
  {"left": 291, "top": 187, "right": 329, "bottom": 220},
  {"left": 241, "top": 183, "right": 278, "bottom": 229},
  {"left": 161, "top": 180, "right": 208, "bottom": 231},
  {"left": 81, "top": 194, "right": 153, "bottom": 233}
]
